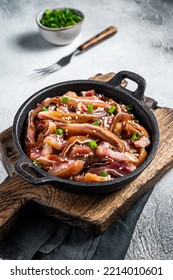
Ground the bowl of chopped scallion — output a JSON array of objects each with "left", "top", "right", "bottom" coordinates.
[{"left": 36, "top": 8, "right": 84, "bottom": 45}]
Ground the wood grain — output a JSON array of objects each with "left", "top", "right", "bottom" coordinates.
[
  {"left": 78, "top": 26, "right": 117, "bottom": 51},
  {"left": 0, "top": 74, "right": 173, "bottom": 237}
]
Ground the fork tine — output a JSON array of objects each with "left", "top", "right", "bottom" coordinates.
[
  {"left": 34, "top": 49, "right": 78, "bottom": 77},
  {"left": 34, "top": 66, "right": 53, "bottom": 73},
  {"left": 35, "top": 63, "right": 55, "bottom": 71},
  {"left": 39, "top": 68, "right": 58, "bottom": 76},
  {"left": 34, "top": 63, "right": 61, "bottom": 76},
  {"left": 34, "top": 49, "right": 77, "bottom": 76}
]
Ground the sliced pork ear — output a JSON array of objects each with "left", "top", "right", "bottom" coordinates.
[
  {"left": 132, "top": 136, "right": 150, "bottom": 148},
  {"left": 102, "top": 97, "right": 122, "bottom": 113},
  {"left": 61, "top": 91, "right": 109, "bottom": 108},
  {"left": 81, "top": 89, "right": 96, "bottom": 97},
  {"left": 38, "top": 110, "right": 97, "bottom": 123},
  {"left": 84, "top": 156, "right": 113, "bottom": 168},
  {"left": 25, "top": 90, "right": 150, "bottom": 182},
  {"left": 25, "top": 132, "right": 43, "bottom": 153},
  {"left": 48, "top": 160, "right": 84, "bottom": 178},
  {"left": 121, "top": 139, "right": 131, "bottom": 151},
  {"left": 35, "top": 156, "right": 54, "bottom": 169},
  {"left": 96, "top": 142, "right": 138, "bottom": 163},
  {"left": 25, "top": 110, "right": 36, "bottom": 145},
  {"left": 61, "top": 136, "right": 92, "bottom": 157},
  {"left": 129, "top": 121, "right": 149, "bottom": 138},
  {"left": 76, "top": 102, "right": 88, "bottom": 113},
  {"left": 110, "top": 113, "right": 134, "bottom": 132},
  {"left": 36, "top": 120, "right": 47, "bottom": 132},
  {"left": 123, "top": 120, "right": 149, "bottom": 138},
  {"left": 135, "top": 148, "right": 148, "bottom": 166},
  {"left": 74, "top": 173, "right": 111, "bottom": 182},
  {"left": 68, "top": 145, "right": 94, "bottom": 159},
  {"left": 63, "top": 91, "right": 78, "bottom": 98},
  {"left": 36, "top": 120, "right": 57, "bottom": 136},
  {"left": 76, "top": 104, "right": 106, "bottom": 116},
  {"left": 43, "top": 134, "right": 66, "bottom": 151},
  {"left": 88, "top": 161, "right": 136, "bottom": 178},
  {"left": 103, "top": 116, "right": 114, "bottom": 130},
  {"left": 35, "top": 154, "right": 68, "bottom": 169},
  {"left": 54, "top": 123, "right": 125, "bottom": 152},
  {"left": 25, "top": 97, "right": 60, "bottom": 145},
  {"left": 44, "top": 121, "right": 57, "bottom": 136},
  {"left": 25, "top": 143, "right": 52, "bottom": 161}
]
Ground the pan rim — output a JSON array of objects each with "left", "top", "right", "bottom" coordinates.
[{"left": 12, "top": 79, "right": 160, "bottom": 191}]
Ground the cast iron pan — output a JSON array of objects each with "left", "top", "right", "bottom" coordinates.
[{"left": 13, "top": 71, "right": 159, "bottom": 194}]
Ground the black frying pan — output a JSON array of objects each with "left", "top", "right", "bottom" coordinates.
[{"left": 13, "top": 71, "right": 159, "bottom": 194}]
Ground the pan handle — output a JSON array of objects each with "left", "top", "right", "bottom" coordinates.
[
  {"left": 14, "top": 158, "right": 53, "bottom": 185},
  {"left": 112, "top": 70, "right": 146, "bottom": 101}
]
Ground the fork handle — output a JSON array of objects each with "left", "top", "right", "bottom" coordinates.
[{"left": 78, "top": 26, "right": 118, "bottom": 51}]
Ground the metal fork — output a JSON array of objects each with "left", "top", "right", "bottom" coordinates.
[
  {"left": 34, "top": 49, "right": 81, "bottom": 76},
  {"left": 34, "top": 26, "right": 118, "bottom": 76}
]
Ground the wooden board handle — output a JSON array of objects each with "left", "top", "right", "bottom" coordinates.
[
  {"left": 78, "top": 26, "right": 118, "bottom": 51},
  {"left": 0, "top": 175, "right": 28, "bottom": 228}
]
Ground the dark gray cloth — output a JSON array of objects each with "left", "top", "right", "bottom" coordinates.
[{"left": 0, "top": 189, "right": 153, "bottom": 260}]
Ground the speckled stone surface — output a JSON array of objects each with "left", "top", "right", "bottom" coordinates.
[{"left": 0, "top": 0, "right": 173, "bottom": 259}]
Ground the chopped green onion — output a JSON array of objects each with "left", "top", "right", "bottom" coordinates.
[
  {"left": 108, "top": 105, "right": 116, "bottom": 114},
  {"left": 126, "top": 104, "right": 133, "bottom": 112},
  {"left": 92, "top": 121, "right": 101, "bottom": 126},
  {"left": 42, "top": 106, "right": 49, "bottom": 111},
  {"left": 50, "top": 23, "right": 58, "bottom": 28},
  {"left": 61, "top": 97, "right": 69, "bottom": 103},
  {"left": 40, "top": 8, "right": 83, "bottom": 29},
  {"left": 88, "top": 104, "right": 94, "bottom": 113},
  {"left": 56, "top": 128, "right": 64, "bottom": 135},
  {"left": 88, "top": 140, "right": 97, "bottom": 149},
  {"left": 44, "top": 9, "right": 51, "bottom": 17},
  {"left": 33, "top": 160, "right": 42, "bottom": 168},
  {"left": 131, "top": 133, "right": 140, "bottom": 140},
  {"left": 100, "top": 172, "right": 109, "bottom": 177}
]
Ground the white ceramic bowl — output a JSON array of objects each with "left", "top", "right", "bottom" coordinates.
[{"left": 36, "top": 8, "right": 84, "bottom": 45}]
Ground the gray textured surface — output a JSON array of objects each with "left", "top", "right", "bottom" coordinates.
[{"left": 0, "top": 0, "right": 173, "bottom": 259}]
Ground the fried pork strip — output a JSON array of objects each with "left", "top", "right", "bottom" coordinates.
[{"left": 24, "top": 89, "right": 151, "bottom": 182}]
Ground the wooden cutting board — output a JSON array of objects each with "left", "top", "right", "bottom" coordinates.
[{"left": 0, "top": 73, "right": 173, "bottom": 238}]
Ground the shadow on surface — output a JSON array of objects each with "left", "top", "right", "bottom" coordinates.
[{"left": 15, "top": 31, "right": 58, "bottom": 51}]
